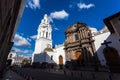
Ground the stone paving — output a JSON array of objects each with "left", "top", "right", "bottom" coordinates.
[
  {"left": 39, "top": 68, "right": 120, "bottom": 80},
  {"left": 2, "top": 70, "right": 26, "bottom": 80},
  {"left": 10, "top": 67, "right": 120, "bottom": 80},
  {"left": 13, "top": 68, "right": 79, "bottom": 80}
]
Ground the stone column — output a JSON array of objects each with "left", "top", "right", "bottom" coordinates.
[
  {"left": 82, "top": 29, "right": 85, "bottom": 39},
  {"left": 44, "top": 31, "right": 46, "bottom": 38},
  {"left": 80, "top": 30, "right": 83, "bottom": 39},
  {"left": 50, "top": 33, "right": 51, "bottom": 40}
]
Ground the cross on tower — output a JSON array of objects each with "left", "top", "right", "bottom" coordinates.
[{"left": 101, "top": 40, "right": 112, "bottom": 47}]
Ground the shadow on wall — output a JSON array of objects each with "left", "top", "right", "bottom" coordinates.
[
  {"left": 32, "top": 52, "right": 56, "bottom": 69},
  {"left": 96, "top": 33, "right": 120, "bottom": 72},
  {"left": 65, "top": 48, "right": 96, "bottom": 70}
]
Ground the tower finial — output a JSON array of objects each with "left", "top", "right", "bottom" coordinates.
[
  {"left": 44, "top": 14, "right": 48, "bottom": 18},
  {"left": 41, "top": 14, "right": 49, "bottom": 24}
]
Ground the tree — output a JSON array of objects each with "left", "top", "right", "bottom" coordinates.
[{"left": 21, "top": 58, "right": 29, "bottom": 65}]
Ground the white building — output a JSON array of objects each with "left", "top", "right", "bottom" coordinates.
[
  {"left": 8, "top": 50, "right": 25, "bottom": 66},
  {"left": 8, "top": 50, "right": 17, "bottom": 65},
  {"left": 92, "top": 26, "right": 120, "bottom": 66},
  {"left": 32, "top": 14, "right": 66, "bottom": 65}
]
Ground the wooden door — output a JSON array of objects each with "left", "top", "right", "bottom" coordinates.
[
  {"left": 75, "top": 51, "right": 82, "bottom": 60},
  {"left": 59, "top": 55, "right": 63, "bottom": 65}
]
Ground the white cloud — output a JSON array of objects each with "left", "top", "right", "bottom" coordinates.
[
  {"left": 49, "top": 10, "right": 69, "bottom": 21},
  {"left": 12, "top": 47, "right": 33, "bottom": 54},
  {"left": 23, "top": 50, "right": 29, "bottom": 54},
  {"left": 27, "top": 0, "right": 40, "bottom": 9},
  {"left": 13, "top": 34, "right": 31, "bottom": 47},
  {"left": 27, "top": 37, "right": 32, "bottom": 42},
  {"left": 51, "top": 23, "right": 59, "bottom": 31},
  {"left": 24, "top": 54, "right": 32, "bottom": 59},
  {"left": 30, "top": 35, "right": 37, "bottom": 40},
  {"left": 77, "top": 3, "right": 95, "bottom": 9},
  {"left": 54, "top": 27, "right": 59, "bottom": 31},
  {"left": 12, "top": 47, "right": 21, "bottom": 53},
  {"left": 69, "top": 4, "right": 73, "bottom": 8},
  {"left": 69, "top": 1, "right": 76, "bottom": 9},
  {"left": 23, "top": 50, "right": 33, "bottom": 54}
]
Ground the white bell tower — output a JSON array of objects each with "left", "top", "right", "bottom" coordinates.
[{"left": 33, "top": 14, "right": 52, "bottom": 54}]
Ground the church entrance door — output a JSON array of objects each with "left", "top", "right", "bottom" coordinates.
[
  {"left": 59, "top": 55, "right": 63, "bottom": 69},
  {"left": 103, "top": 47, "right": 120, "bottom": 72},
  {"left": 75, "top": 51, "right": 82, "bottom": 60},
  {"left": 59, "top": 55, "right": 63, "bottom": 65},
  {"left": 75, "top": 51, "right": 83, "bottom": 65}
]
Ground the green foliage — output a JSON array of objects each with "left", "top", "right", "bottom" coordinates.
[{"left": 21, "top": 58, "right": 29, "bottom": 65}]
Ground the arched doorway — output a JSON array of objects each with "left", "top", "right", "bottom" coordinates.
[
  {"left": 59, "top": 55, "right": 63, "bottom": 69},
  {"left": 75, "top": 51, "right": 82, "bottom": 60},
  {"left": 103, "top": 47, "right": 120, "bottom": 72},
  {"left": 75, "top": 51, "right": 83, "bottom": 65},
  {"left": 59, "top": 55, "right": 63, "bottom": 65}
]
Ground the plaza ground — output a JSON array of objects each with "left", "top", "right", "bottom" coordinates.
[{"left": 3, "top": 67, "right": 120, "bottom": 80}]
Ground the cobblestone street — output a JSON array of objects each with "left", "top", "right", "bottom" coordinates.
[
  {"left": 11, "top": 67, "right": 120, "bottom": 80},
  {"left": 2, "top": 70, "right": 26, "bottom": 80}
]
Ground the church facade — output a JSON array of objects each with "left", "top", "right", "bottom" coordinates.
[
  {"left": 32, "top": 14, "right": 66, "bottom": 65},
  {"left": 64, "top": 22, "right": 99, "bottom": 66}
]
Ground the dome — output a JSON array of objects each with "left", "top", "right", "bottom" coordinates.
[{"left": 44, "top": 47, "right": 53, "bottom": 52}]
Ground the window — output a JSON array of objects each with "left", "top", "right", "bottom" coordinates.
[
  {"left": 49, "top": 33, "right": 50, "bottom": 39},
  {"left": 40, "top": 32, "right": 41, "bottom": 37},
  {"left": 75, "top": 34, "right": 79, "bottom": 40},
  {"left": 43, "top": 31, "right": 45, "bottom": 37},
  {"left": 51, "top": 55, "right": 53, "bottom": 60},
  {"left": 46, "top": 32, "right": 48, "bottom": 38},
  {"left": 9, "top": 54, "right": 12, "bottom": 58}
]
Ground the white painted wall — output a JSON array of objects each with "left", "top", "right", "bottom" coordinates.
[
  {"left": 94, "top": 32, "right": 110, "bottom": 65},
  {"left": 45, "top": 45, "right": 66, "bottom": 64},
  {"left": 34, "top": 38, "right": 52, "bottom": 53},
  {"left": 32, "top": 45, "right": 66, "bottom": 65},
  {"left": 52, "top": 45, "right": 66, "bottom": 64},
  {"left": 8, "top": 51, "right": 16, "bottom": 58},
  {"left": 94, "top": 31, "right": 120, "bottom": 66},
  {"left": 8, "top": 51, "right": 17, "bottom": 65}
]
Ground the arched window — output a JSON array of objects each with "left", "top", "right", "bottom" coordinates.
[
  {"left": 49, "top": 33, "right": 50, "bottom": 39},
  {"left": 59, "top": 55, "right": 63, "bottom": 65},
  {"left": 43, "top": 31, "right": 45, "bottom": 37},
  {"left": 40, "top": 32, "right": 41, "bottom": 37},
  {"left": 51, "top": 55, "right": 53, "bottom": 60},
  {"left": 46, "top": 32, "right": 48, "bottom": 38},
  {"left": 10, "top": 54, "right": 12, "bottom": 58},
  {"left": 75, "top": 34, "right": 79, "bottom": 41}
]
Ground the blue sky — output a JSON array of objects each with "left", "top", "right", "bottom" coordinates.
[{"left": 12, "top": 0, "right": 120, "bottom": 58}]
